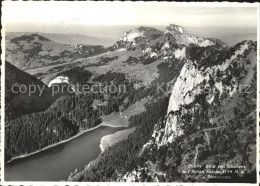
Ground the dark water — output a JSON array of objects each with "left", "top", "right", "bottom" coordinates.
[{"left": 5, "top": 126, "right": 123, "bottom": 181}]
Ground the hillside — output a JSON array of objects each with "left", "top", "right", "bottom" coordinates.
[
  {"left": 5, "top": 24, "right": 257, "bottom": 182},
  {"left": 5, "top": 24, "right": 188, "bottom": 162},
  {"left": 66, "top": 26, "right": 256, "bottom": 183},
  {"left": 5, "top": 33, "right": 107, "bottom": 70},
  {"left": 5, "top": 61, "right": 59, "bottom": 121},
  {"left": 117, "top": 40, "right": 257, "bottom": 182}
]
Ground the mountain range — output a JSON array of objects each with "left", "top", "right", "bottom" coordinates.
[{"left": 5, "top": 24, "right": 257, "bottom": 182}]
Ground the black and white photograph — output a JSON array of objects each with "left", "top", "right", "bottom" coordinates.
[{"left": 1, "top": 1, "right": 258, "bottom": 183}]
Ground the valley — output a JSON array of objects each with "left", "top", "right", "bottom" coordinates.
[{"left": 4, "top": 23, "right": 257, "bottom": 183}]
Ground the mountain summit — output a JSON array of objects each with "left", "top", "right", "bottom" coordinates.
[
  {"left": 117, "top": 24, "right": 227, "bottom": 51},
  {"left": 166, "top": 24, "right": 187, "bottom": 34},
  {"left": 165, "top": 24, "right": 226, "bottom": 47}
]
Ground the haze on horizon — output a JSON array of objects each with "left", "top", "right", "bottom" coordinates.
[{"left": 2, "top": 2, "right": 257, "bottom": 46}]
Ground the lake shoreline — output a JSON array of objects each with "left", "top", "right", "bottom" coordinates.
[
  {"left": 6, "top": 123, "right": 124, "bottom": 164},
  {"left": 100, "top": 127, "right": 136, "bottom": 152},
  {"left": 6, "top": 97, "right": 149, "bottom": 165}
]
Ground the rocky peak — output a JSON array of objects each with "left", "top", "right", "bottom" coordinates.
[
  {"left": 120, "top": 27, "right": 163, "bottom": 43},
  {"left": 165, "top": 24, "right": 222, "bottom": 47},
  {"left": 117, "top": 24, "right": 228, "bottom": 51},
  {"left": 121, "top": 40, "right": 256, "bottom": 182},
  {"left": 136, "top": 26, "right": 160, "bottom": 32},
  {"left": 166, "top": 24, "right": 187, "bottom": 34},
  {"left": 120, "top": 29, "right": 145, "bottom": 43}
]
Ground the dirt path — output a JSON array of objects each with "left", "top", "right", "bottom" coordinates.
[
  {"left": 193, "top": 126, "right": 222, "bottom": 164},
  {"left": 203, "top": 126, "right": 222, "bottom": 146}
]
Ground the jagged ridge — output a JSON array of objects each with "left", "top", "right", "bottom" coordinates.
[{"left": 119, "top": 40, "right": 256, "bottom": 182}]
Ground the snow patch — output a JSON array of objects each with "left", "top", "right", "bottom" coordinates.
[
  {"left": 162, "top": 42, "right": 170, "bottom": 49},
  {"left": 173, "top": 48, "right": 186, "bottom": 59},
  {"left": 207, "top": 95, "right": 215, "bottom": 104},
  {"left": 121, "top": 30, "right": 145, "bottom": 42},
  {"left": 214, "top": 81, "right": 223, "bottom": 96},
  {"left": 48, "top": 76, "right": 70, "bottom": 87},
  {"left": 117, "top": 48, "right": 127, "bottom": 52},
  {"left": 150, "top": 52, "right": 157, "bottom": 58},
  {"left": 143, "top": 47, "right": 151, "bottom": 55}
]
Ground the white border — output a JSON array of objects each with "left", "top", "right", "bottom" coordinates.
[
  {"left": 1, "top": 14, "right": 5, "bottom": 183},
  {"left": 256, "top": 3, "right": 260, "bottom": 186},
  {"left": 1, "top": 1, "right": 259, "bottom": 185},
  {"left": 2, "top": 1, "right": 259, "bottom": 8}
]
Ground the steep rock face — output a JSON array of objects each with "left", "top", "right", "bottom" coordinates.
[
  {"left": 120, "top": 30, "right": 145, "bottom": 43},
  {"left": 119, "top": 40, "right": 256, "bottom": 182},
  {"left": 161, "top": 40, "right": 254, "bottom": 145},
  {"left": 165, "top": 24, "right": 226, "bottom": 47},
  {"left": 117, "top": 24, "right": 227, "bottom": 51},
  {"left": 166, "top": 24, "right": 187, "bottom": 34},
  {"left": 117, "top": 26, "right": 164, "bottom": 50},
  {"left": 116, "top": 24, "right": 227, "bottom": 64}
]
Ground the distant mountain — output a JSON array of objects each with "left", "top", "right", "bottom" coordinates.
[
  {"left": 39, "top": 33, "right": 116, "bottom": 47},
  {"left": 6, "top": 32, "right": 116, "bottom": 47},
  {"left": 220, "top": 33, "right": 257, "bottom": 46},
  {"left": 5, "top": 33, "right": 107, "bottom": 70},
  {"left": 114, "top": 25, "right": 228, "bottom": 65},
  {"left": 116, "top": 24, "right": 227, "bottom": 50}
]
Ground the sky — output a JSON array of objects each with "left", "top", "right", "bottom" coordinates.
[
  {"left": 2, "top": 2, "right": 258, "bottom": 27},
  {"left": 2, "top": 2, "right": 258, "bottom": 45}
]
